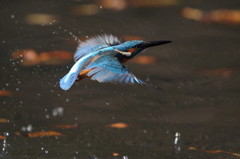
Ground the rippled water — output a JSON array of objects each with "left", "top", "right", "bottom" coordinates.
[{"left": 0, "top": 0, "right": 240, "bottom": 158}]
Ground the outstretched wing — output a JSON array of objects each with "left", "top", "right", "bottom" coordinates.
[
  {"left": 85, "top": 55, "right": 144, "bottom": 84},
  {"left": 74, "top": 34, "right": 123, "bottom": 61}
]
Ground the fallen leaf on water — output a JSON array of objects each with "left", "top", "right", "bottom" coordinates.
[
  {"left": 55, "top": 124, "right": 78, "bottom": 129},
  {"left": 12, "top": 49, "right": 73, "bottom": 66},
  {"left": 0, "top": 136, "right": 6, "bottom": 140},
  {"left": 0, "top": 90, "right": 13, "bottom": 96},
  {"left": 28, "top": 131, "right": 64, "bottom": 138},
  {"left": 130, "top": 56, "right": 157, "bottom": 64},
  {"left": 0, "top": 118, "right": 9, "bottom": 123},
  {"left": 129, "top": 0, "right": 179, "bottom": 7},
  {"left": 24, "top": 13, "right": 59, "bottom": 25},
  {"left": 71, "top": 4, "right": 99, "bottom": 15},
  {"left": 112, "top": 152, "right": 120, "bottom": 156},
  {"left": 15, "top": 131, "right": 64, "bottom": 138},
  {"left": 98, "top": 0, "right": 127, "bottom": 11},
  {"left": 199, "top": 68, "right": 233, "bottom": 78},
  {"left": 39, "top": 50, "right": 73, "bottom": 65},
  {"left": 107, "top": 122, "right": 128, "bottom": 129},
  {"left": 12, "top": 49, "right": 40, "bottom": 66},
  {"left": 182, "top": 7, "right": 240, "bottom": 25},
  {"left": 188, "top": 146, "right": 240, "bottom": 157}
]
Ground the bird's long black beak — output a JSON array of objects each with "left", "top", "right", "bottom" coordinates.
[
  {"left": 147, "top": 40, "right": 171, "bottom": 47},
  {"left": 137, "top": 40, "right": 171, "bottom": 49}
]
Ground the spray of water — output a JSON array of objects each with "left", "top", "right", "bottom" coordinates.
[{"left": 48, "top": 19, "right": 81, "bottom": 44}]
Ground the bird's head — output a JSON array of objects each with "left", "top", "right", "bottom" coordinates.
[{"left": 115, "top": 40, "right": 172, "bottom": 58}]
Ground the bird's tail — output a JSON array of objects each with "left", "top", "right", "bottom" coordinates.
[{"left": 60, "top": 59, "right": 86, "bottom": 90}]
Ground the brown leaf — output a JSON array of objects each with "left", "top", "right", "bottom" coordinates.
[
  {"left": 16, "top": 131, "right": 64, "bottom": 138},
  {"left": 24, "top": 13, "right": 59, "bottom": 25},
  {"left": 55, "top": 124, "right": 78, "bottom": 129},
  {"left": 12, "top": 49, "right": 40, "bottom": 66},
  {"left": 0, "top": 118, "right": 10, "bottom": 123},
  {"left": 0, "top": 136, "right": 6, "bottom": 140},
  {"left": 112, "top": 152, "right": 120, "bottom": 156},
  {"left": 99, "top": 0, "right": 127, "bottom": 11},
  {"left": 0, "top": 90, "right": 13, "bottom": 96},
  {"left": 28, "top": 131, "right": 64, "bottom": 138},
  {"left": 199, "top": 68, "right": 233, "bottom": 78},
  {"left": 129, "top": 0, "right": 179, "bottom": 7},
  {"left": 188, "top": 146, "right": 240, "bottom": 157},
  {"left": 71, "top": 4, "right": 99, "bottom": 16},
  {"left": 107, "top": 122, "right": 128, "bottom": 129},
  {"left": 39, "top": 50, "right": 73, "bottom": 65},
  {"left": 12, "top": 49, "right": 73, "bottom": 66},
  {"left": 182, "top": 7, "right": 240, "bottom": 25},
  {"left": 182, "top": 8, "right": 203, "bottom": 21}
]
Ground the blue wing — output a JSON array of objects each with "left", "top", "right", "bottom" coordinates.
[
  {"left": 74, "top": 34, "right": 122, "bottom": 61},
  {"left": 60, "top": 34, "right": 123, "bottom": 90},
  {"left": 85, "top": 55, "right": 144, "bottom": 84}
]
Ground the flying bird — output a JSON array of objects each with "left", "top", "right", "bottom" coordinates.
[{"left": 60, "top": 34, "right": 171, "bottom": 90}]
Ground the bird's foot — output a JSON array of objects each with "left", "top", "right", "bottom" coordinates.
[{"left": 114, "top": 49, "right": 131, "bottom": 56}]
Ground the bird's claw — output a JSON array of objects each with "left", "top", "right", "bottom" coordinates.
[{"left": 114, "top": 49, "right": 132, "bottom": 56}]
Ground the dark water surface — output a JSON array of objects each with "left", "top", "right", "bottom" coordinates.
[{"left": 1, "top": 0, "right": 240, "bottom": 159}]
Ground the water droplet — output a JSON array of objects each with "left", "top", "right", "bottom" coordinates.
[
  {"left": 122, "top": 156, "right": 128, "bottom": 159},
  {"left": 45, "top": 114, "right": 50, "bottom": 119},
  {"left": 174, "top": 132, "right": 181, "bottom": 153},
  {"left": 143, "top": 129, "right": 147, "bottom": 133},
  {"left": 174, "top": 132, "right": 180, "bottom": 144},
  {"left": 52, "top": 107, "right": 64, "bottom": 116},
  {"left": 21, "top": 125, "right": 33, "bottom": 132},
  {"left": 3, "top": 132, "right": 9, "bottom": 136},
  {"left": 89, "top": 155, "right": 99, "bottom": 159}
]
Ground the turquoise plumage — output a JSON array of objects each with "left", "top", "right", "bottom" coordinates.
[{"left": 60, "top": 34, "right": 171, "bottom": 90}]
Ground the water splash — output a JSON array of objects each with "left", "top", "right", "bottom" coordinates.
[
  {"left": 174, "top": 132, "right": 181, "bottom": 153},
  {"left": 1, "top": 132, "right": 10, "bottom": 154},
  {"left": 21, "top": 124, "right": 33, "bottom": 132},
  {"left": 48, "top": 19, "right": 81, "bottom": 43},
  {"left": 52, "top": 107, "right": 64, "bottom": 117}
]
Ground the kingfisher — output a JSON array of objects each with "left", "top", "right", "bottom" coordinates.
[{"left": 60, "top": 34, "right": 171, "bottom": 90}]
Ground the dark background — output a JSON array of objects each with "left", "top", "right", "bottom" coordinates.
[{"left": 0, "top": 0, "right": 240, "bottom": 158}]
